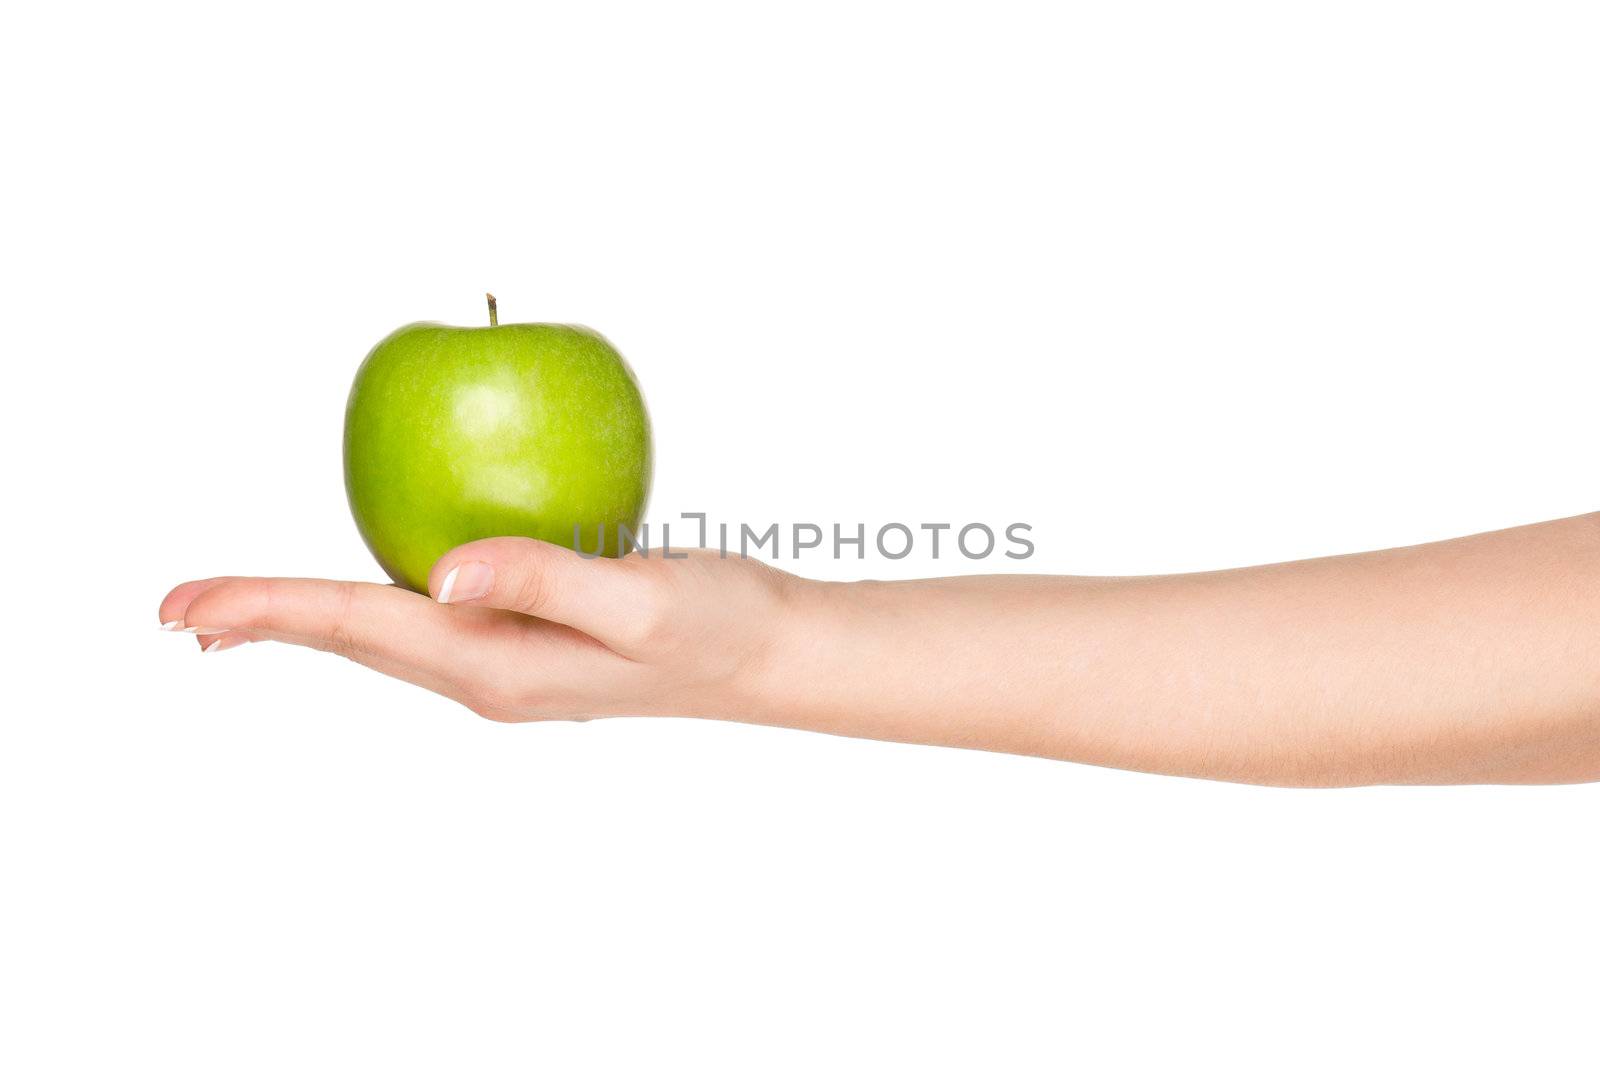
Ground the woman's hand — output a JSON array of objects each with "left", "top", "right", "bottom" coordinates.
[
  {"left": 158, "top": 538, "right": 797, "bottom": 723},
  {"left": 161, "top": 514, "right": 1600, "bottom": 785}
]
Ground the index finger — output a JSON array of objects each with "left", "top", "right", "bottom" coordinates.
[{"left": 164, "top": 576, "right": 499, "bottom": 672}]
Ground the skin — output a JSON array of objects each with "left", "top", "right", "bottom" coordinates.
[
  {"left": 159, "top": 513, "right": 1600, "bottom": 787},
  {"left": 345, "top": 320, "right": 651, "bottom": 591}
]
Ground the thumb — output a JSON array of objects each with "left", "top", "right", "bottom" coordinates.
[{"left": 427, "top": 537, "right": 662, "bottom": 649}]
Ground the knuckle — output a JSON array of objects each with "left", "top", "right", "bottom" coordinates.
[
  {"left": 239, "top": 579, "right": 291, "bottom": 634},
  {"left": 512, "top": 561, "right": 555, "bottom": 617}
]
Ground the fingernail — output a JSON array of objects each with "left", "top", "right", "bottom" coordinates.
[
  {"left": 437, "top": 561, "right": 493, "bottom": 604},
  {"left": 160, "top": 620, "right": 184, "bottom": 631},
  {"left": 182, "top": 625, "right": 230, "bottom": 636},
  {"left": 202, "top": 638, "right": 225, "bottom": 653}
]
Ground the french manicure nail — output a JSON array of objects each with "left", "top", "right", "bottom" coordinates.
[
  {"left": 160, "top": 620, "right": 184, "bottom": 631},
  {"left": 182, "top": 626, "right": 230, "bottom": 636},
  {"left": 202, "top": 638, "right": 225, "bottom": 653},
  {"left": 437, "top": 561, "right": 494, "bottom": 604}
]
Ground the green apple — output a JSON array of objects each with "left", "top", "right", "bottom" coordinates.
[{"left": 343, "top": 296, "right": 652, "bottom": 592}]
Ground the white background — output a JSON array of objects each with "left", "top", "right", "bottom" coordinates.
[{"left": 3, "top": 2, "right": 1597, "bottom": 1069}]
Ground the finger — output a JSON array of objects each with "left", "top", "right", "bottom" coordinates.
[
  {"left": 175, "top": 576, "right": 551, "bottom": 709},
  {"left": 165, "top": 574, "right": 641, "bottom": 721},
  {"left": 175, "top": 576, "right": 514, "bottom": 679},
  {"left": 160, "top": 580, "right": 261, "bottom": 654},
  {"left": 158, "top": 577, "right": 232, "bottom": 631},
  {"left": 195, "top": 632, "right": 253, "bottom": 654},
  {"left": 427, "top": 538, "right": 664, "bottom": 653}
]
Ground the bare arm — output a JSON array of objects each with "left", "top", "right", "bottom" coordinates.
[
  {"left": 159, "top": 514, "right": 1600, "bottom": 786},
  {"left": 765, "top": 514, "right": 1600, "bottom": 784}
]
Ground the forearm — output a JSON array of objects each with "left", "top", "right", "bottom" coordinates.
[{"left": 750, "top": 515, "right": 1600, "bottom": 785}]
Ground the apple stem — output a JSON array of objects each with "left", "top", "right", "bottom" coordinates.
[{"left": 486, "top": 293, "right": 498, "bottom": 327}]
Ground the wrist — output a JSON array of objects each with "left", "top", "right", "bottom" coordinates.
[{"left": 724, "top": 573, "right": 861, "bottom": 729}]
